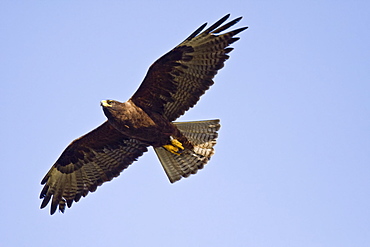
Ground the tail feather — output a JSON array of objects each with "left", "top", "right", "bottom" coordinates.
[{"left": 154, "top": 119, "right": 220, "bottom": 183}]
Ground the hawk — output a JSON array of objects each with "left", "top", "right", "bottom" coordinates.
[{"left": 40, "top": 14, "right": 247, "bottom": 214}]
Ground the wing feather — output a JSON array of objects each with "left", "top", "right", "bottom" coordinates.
[
  {"left": 131, "top": 14, "right": 247, "bottom": 121},
  {"left": 40, "top": 122, "right": 149, "bottom": 214}
]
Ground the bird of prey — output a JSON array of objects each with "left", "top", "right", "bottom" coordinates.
[{"left": 40, "top": 14, "right": 247, "bottom": 214}]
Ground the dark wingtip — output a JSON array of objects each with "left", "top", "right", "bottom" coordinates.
[
  {"left": 181, "top": 14, "right": 247, "bottom": 45},
  {"left": 184, "top": 22, "right": 207, "bottom": 41},
  {"left": 50, "top": 201, "right": 58, "bottom": 215},
  {"left": 203, "top": 14, "right": 231, "bottom": 34},
  {"left": 234, "top": 26, "right": 249, "bottom": 34},
  {"left": 40, "top": 175, "right": 49, "bottom": 185},
  {"left": 40, "top": 195, "right": 51, "bottom": 209}
]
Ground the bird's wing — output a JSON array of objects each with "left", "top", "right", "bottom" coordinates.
[
  {"left": 130, "top": 14, "right": 247, "bottom": 121},
  {"left": 40, "top": 121, "right": 149, "bottom": 214}
]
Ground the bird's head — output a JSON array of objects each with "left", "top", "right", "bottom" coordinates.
[
  {"left": 101, "top": 99, "right": 132, "bottom": 127},
  {"left": 101, "top": 99, "right": 120, "bottom": 108},
  {"left": 101, "top": 99, "right": 122, "bottom": 117}
]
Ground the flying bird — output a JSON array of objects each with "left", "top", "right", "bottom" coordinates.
[{"left": 40, "top": 14, "right": 247, "bottom": 214}]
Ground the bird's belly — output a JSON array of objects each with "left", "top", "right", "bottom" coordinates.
[{"left": 122, "top": 125, "right": 170, "bottom": 145}]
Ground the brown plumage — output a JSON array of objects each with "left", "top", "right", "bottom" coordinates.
[{"left": 40, "top": 14, "right": 247, "bottom": 214}]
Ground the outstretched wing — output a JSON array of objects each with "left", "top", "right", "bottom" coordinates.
[
  {"left": 131, "top": 14, "right": 247, "bottom": 121},
  {"left": 40, "top": 122, "right": 149, "bottom": 214}
]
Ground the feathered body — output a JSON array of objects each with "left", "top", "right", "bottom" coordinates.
[
  {"left": 101, "top": 99, "right": 190, "bottom": 148},
  {"left": 40, "top": 14, "right": 247, "bottom": 214}
]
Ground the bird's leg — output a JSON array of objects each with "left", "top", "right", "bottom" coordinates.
[{"left": 163, "top": 137, "right": 184, "bottom": 155}]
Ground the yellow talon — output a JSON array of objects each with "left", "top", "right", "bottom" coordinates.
[
  {"left": 171, "top": 139, "right": 184, "bottom": 150},
  {"left": 163, "top": 138, "right": 184, "bottom": 155},
  {"left": 163, "top": 144, "right": 181, "bottom": 155}
]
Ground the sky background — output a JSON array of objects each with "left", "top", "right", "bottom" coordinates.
[{"left": 1, "top": 1, "right": 369, "bottom": 246}]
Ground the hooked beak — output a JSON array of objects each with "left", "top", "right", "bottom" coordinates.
[{"left": 100, "top": 100, "right": 111, "bottom": 107}]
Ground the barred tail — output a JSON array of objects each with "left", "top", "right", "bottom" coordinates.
[{"left": 154, "top": 119, "right": 220, "bottom": 183}]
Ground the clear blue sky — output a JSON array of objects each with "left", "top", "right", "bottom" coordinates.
[{"left": 1, "top": 1, "right": 369, "bottom": 246}]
